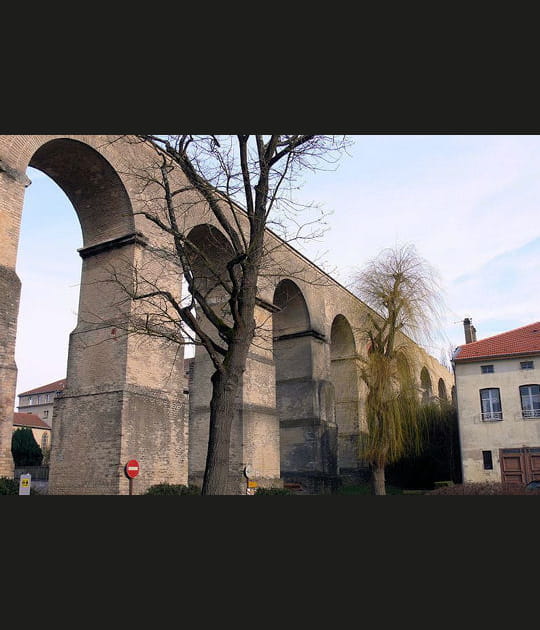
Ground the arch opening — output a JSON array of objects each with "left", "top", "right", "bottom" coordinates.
[
  {"left": 185, "top": 223, "right": 235, "bottom": 308},
  {"left": 420, "top": 366, "right": 433, "bottom": 402},
  {"left": 273, "top": 279, "right": 312, "bottom": 382},
  {"left": 272, "top": 279, "right": 315, "bottom": 476},
  {"left": 15, "top": 166, "right": 82, "bottom": 406},
  {"left": 29, "top": 138, "right": 135, "bottom": 248},
  {"left": 438, "top": 378, "right": 448, "bottom": 401}
]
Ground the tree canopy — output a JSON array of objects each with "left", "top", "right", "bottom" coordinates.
[{"left": 353, "top": 243, "right": 445, "bottom": 494}]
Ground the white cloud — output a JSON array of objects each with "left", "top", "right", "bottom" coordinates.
[
  {"left": 297, "top": 136, "right": 540, "bottom": 285},
  {"left": 294, "top": 135, "right": 540, "bottom": 358}
]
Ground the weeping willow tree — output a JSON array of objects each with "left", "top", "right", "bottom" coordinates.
[{"left": 353, "top": 244, "right": 445, "bottom": 495}]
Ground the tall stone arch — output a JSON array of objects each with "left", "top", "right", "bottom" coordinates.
[
  {"left": 437, "top": 377, "right": 448, "bottom": 401},
  {"left": 420, "top": 366, "right": 433, "bottom": 403},
  {"left": 187, "top": 224, "right": 281, "bottom": 493},
  {"left": 273, "top": 278, "right": 337, "bottom": 492},
  {"left": 0, "top": 135, "right": 187, "bottom": 493}
]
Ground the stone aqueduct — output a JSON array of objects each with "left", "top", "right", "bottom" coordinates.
[{"left": 0, "top": 135, "right": 454, "bottom": 494}]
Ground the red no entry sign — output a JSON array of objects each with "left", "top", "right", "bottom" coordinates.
[{"left": 125, "top": 459, "right": 140, "bottom": 479}]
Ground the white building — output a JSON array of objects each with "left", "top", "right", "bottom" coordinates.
[{"left": 453, "top": 320, "right": 540, "bottom": 485}]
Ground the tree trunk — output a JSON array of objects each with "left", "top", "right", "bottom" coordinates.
[
  {"left": 372, "top": 462, "right": 386, "bottom": 495},
  {"left": 202, "top": 367, "right": 242, "bottom": 495}
]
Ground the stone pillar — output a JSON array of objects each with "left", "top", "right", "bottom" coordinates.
[
  {"left": 0, "top": 161, "right": 29, "bottom": 478},
  {"left": 275, "top": 329, "right": 340, "bottom": 492},
  {"left": 48, "top": 235, "right": 188, "bottom": 495},
  {"left": 0, "top": 264, "right": 20, "bottom": 478},
  {"left": 331, "top": 355, "right": 363, "bottom": 471}
]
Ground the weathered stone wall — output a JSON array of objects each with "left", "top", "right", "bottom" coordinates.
[{"left": 0, "top": 153, "right": 27, "bottom": 478}]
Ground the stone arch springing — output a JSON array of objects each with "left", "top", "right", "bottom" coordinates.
[{"left": 330, "top": 314, "right": 361, "bottom": 473}]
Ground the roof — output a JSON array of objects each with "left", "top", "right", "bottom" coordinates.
[
  {"left": 454, "top": 321, "right": 540, "bottom": 362},
  {"left": 18, "top": 378, "right": 66, "bottom": 397},
  {"left": 13, "top": 412, "right": 51, "bottom": 430}
]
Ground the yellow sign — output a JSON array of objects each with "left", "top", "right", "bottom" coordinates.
[
  {"left": 19, "top": 474, "right": 31, "bottom": 496},
  {"left": 248, "top": 480, "right": 258, "bottom": 488}
]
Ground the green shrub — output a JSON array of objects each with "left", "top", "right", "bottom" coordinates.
[
  {"left": 0, "top": 477, "right": 19, "bottom": 495},
  {"left": 144, "top": 483, "right": 201, "bottom": 495},
  {"left": 11, "top": 428, "right": 43, "bottom": 466},
  {"left": 255, "top": 487, "right": 293, "bottom": 495},
  {"left": 386, "top": 402, "right": 462, "bottom": 490}
]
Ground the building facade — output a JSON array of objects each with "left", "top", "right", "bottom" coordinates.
[
  {"left": 453, "top": 320, "right": 540, "bottom": 484},
  {"left": 17, "top": 378, "right": 66, "bottom": 427}
]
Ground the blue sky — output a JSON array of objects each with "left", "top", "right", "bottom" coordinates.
[{"left": 13, "top": 134, "right": 540, "bottom": 398}]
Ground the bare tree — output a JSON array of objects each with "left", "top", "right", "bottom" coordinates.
[
  {"left": 352, "top": 243, "right": 445, "bottom": 495},
  {"left": 105, "top": 135, "right": 351, "bottom": 495}
]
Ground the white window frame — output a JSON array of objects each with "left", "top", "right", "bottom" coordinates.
[
  {"left": 480, "top": 388, "right": 503, "bottom": 421},
  {"left": 520, "top": 384, "right": 540, "bottom": 419}
]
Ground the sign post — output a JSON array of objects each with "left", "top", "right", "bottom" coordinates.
[
  {"left": 243, "top": 465, "right": 258, "bottom": 496},
  {"left": 19, "top": 474, "right": 31, "bottom": 496},
  {"left": 124, "top": 459, "right": 140, "bottom": 495}
]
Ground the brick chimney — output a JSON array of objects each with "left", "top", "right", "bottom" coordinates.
[{"left": 463, "top": 317, "right": 477, "bottom": 344}]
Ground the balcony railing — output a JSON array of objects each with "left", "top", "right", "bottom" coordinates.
[
  {"left": 522, "top": 409, "right": 540, "bottom": 419},
  {"left": 481, "top": 411, "right": 503, "bottom": 422}
]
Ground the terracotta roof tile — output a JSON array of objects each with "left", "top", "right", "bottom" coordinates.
[
  {"left": 13, "top": 412, "right": 51, "bottom": 430},
  {"left": 18, "top": 378, "right": 66, "bottom": 397},
  {"left": 454, "top": 321, "right": 540, "bottom": 362}
]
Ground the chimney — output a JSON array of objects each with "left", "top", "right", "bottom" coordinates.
[{"left": 463, "top": 317, "right": 477, "bottom": 344}]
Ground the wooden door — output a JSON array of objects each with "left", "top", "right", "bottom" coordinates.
[
  {"left": 524, "top": 447, "right": 540, "bottom": 481},
  {"left": 500, "top": 449, "right": 526, "bottom": 485},
  {"left": 500, "top": 447, "right": 540, "bottom": 484}
]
